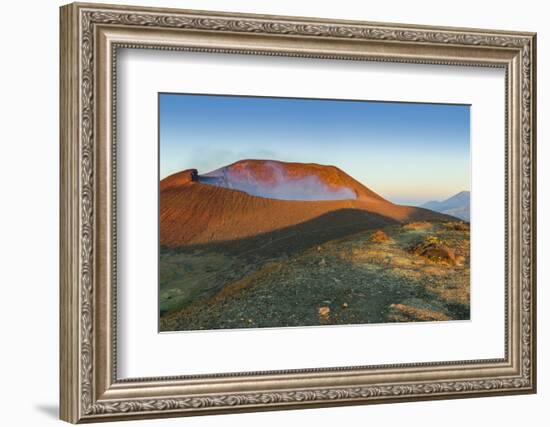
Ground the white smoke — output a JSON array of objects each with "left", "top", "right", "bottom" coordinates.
[{"left": 200, "top": 161, "right": 356, "bottom": 201}]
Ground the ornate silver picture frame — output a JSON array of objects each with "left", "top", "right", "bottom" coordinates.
[{"left": 60, "top": 2, "right": 536, "bottom": 423}]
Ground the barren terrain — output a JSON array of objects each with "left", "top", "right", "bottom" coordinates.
[
  {"left": 159, "top": 160, "right": 469, "bottom": 331},
  {"left": 160, "top": 220, "right": 470, "bottom": 331}
]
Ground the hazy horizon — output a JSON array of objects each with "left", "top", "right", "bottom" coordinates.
[{"left": 159, "top": 93, "right": 470, "bottom": 206}]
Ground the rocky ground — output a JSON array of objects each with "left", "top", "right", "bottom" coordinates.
[{"left": 159, "top": 220, "right": 470, "bottom": 332}]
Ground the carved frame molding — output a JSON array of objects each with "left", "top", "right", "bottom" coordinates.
[{"left": 60, "top": 2, "right": 536, "bottom": 423}]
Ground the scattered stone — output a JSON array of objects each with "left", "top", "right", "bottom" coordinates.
[
  {"left": 403, "top": 222, "right": 432, "bottom": 231},
  {"left": 443, "top": 221, "right": 470, "bottom": 231},
  {"left": 387, "top": 303, "right": 451, "bottom": 322},
  {"left": 342, "top": 302, "right": 349, "bottom": 309},
  {"left": 318, "top": 306, "right": 330, "bottom": 318},
  {"left": 370, "top": 230, "right": 392, "bottom": 243},
  {"left": 410, "top": 236, "right": 457, "bottom": 265},
  {"left": 455, "top": 255, "right": 466, "bottom": 266}
]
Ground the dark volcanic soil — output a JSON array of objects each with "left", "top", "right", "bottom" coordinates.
[{"left": 160, "top": 220, "right": 470, "bottom": 331}]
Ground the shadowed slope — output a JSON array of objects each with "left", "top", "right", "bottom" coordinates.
[{"left": 173, "top": 208, "right": 399, "bottom": 258}]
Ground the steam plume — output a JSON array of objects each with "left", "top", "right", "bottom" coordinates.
[{"left": 199, "top": 161, "right": 356, "bottom": 201}]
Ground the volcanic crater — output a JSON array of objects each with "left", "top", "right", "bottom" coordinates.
[
  {"left": 159, "top": 159, "right": 469, "bottom": 331},
  {"left": 160, "top": 159, "right": 451, "bottom": 248}
]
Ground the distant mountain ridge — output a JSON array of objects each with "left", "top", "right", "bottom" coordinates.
[{"left": 422, "top": 191, "right": 470, "bottom": 221}]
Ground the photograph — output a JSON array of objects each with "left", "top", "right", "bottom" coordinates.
[{"left": 158, "top": 94, "right": 471, "bottom": 332}]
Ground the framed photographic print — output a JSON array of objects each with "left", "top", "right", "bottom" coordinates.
[{"left": 59, "top": 2, "right": 537, "bottom": 423}]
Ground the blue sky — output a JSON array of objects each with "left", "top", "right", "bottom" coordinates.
[{"left": 159, "top": 93, "right": 470, "bottom": 206}]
